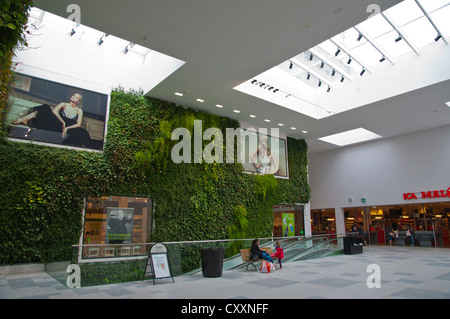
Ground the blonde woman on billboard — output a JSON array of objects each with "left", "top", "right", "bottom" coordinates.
[
  {"left": 250, "top": 135, "right": 279, "bottom": 175},
  {"left": 12, "top": 93, "right": 91, "bottom": 147}
]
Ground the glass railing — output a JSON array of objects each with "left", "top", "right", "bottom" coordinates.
[{"left": 58, "top": 235, "right": 344, "bottom": 287}]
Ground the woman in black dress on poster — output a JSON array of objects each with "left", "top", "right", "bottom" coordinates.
[{"left": 12, "top": 93, "right": 91, "bottom": 148}]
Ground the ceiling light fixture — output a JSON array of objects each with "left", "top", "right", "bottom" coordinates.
[
  {"left": 306, "top": 73, "right": 311, "bottom": 80},
  {"left": 331, "top": 69, "right": 336, "bottom": 76},
  {"left": 69, "top": 28, "right": 76, "bottom": 36},
  {"left": 327, "top": 86, "right": 331, "bottom": 92},
  {"left": 320, "top": 61, "right": 325, "bottom": 68},
  {"left": 335, "top": 48, "right": 341, "bottom": 56},
  {"left": 174, "top": 92, "right": 183, "bottom": 96},
  {"left": 347, "top": 57, "right": 352, "bottom": 64},
  {"left": 318, "top": 80, "right": 322, "bottom": 87},
  {"left": 264, "top": 119, "right": 271, "bottom": 122},
  {"left": 340, "top": 76, "right": 345, "bottom": 83},
  {"left": 360, "top": 68, "right": 366, "bottom": 76},
  {"left": 249, "top": 114, "right": 256, "bottom": 118},
  {"left": 196, "top": 99, "right": 205, "bottom": 102},
  {"left": 435, "top": 34, "right": 442, "bottom": 42},
  {"left": 356, "top": 33, "right": 363, "bottom": 42},
  {"left": 289, "top": 61, "right": 293, "bottom": 69},
  {"left": 216, "top": 104, "right": 223, "bottom": 108},
  {"left": 379, "top": 56, "right": 386, "bottom": 63},
  {"left": 395, "top": 35, "right": 403, "bottom": 42},
  {"left": 233, "top": 110, "right": 240, "bottom": 113},
  {"left": 309, "top": 53, "right": 314, "bottom": 61}
]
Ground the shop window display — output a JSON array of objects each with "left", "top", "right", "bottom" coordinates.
[{"left": 82, "top": 196, "right": 153, "bottom": 258}]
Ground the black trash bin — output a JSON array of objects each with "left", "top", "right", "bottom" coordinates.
[{"left": 201, "top": 248, "right": 224, "bottom": 277}]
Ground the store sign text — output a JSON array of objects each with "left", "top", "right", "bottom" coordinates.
[{"left": 403, "top": 187, "right": 450, "bottom": 200}]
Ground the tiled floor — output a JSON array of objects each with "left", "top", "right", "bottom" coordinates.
[{"left": 1, "top": 246, "right": 449, "bottom": 299}]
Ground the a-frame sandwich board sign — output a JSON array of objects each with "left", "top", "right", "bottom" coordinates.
[{"left": 143, "top": 242, "right": 174, "bottom": 285}]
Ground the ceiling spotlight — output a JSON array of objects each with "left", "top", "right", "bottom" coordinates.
[
  {"left": 335, "top": 48, "right": 341, "bottom": 56},
  {"left": 357, "top": 33, "right": 363, "bottom": 42},
  {"left": 360, "top": 68, "right": 366, "bottom": 76},
  {"left": 340, "top": 76, "right": 345, "bottom": 83},
  {"left": 379, "top": 56, "right": 386, "bottom": 63},
  {"left": 395, "top": 35, "right": 402, "bottom": 42},
  {"left": 327, "top": 86, "right": 331, "bottom": 93},
  {"left": 273, "top": 89, "right": 279, "bottom": 93},
  {"left": 320, "top": 61, "right": 325, "bottom": 68},
  {"left": 331, "top": 69, "right": 336, "bottom": 76},
  {"left": 98, "top": 38, "right": 104, "bottom": 46},
  {"left": 347, "top": 57, "right": 352, "bottom": 65},
  {"left": 289, "top": 61, "right": 293, "bottom": 69},
  {"left": 69, "top": 28, "right": 76, "bottom": 36},
  {"left": 435, "top": 34, "right": 442, "bottom": 42},
  {"left": 309, "top": 53, "right": 314, "bottom": 61},
  {"left": 251, "top": 79, "right": 257, "bottom": 84},
  {"left": 318, "top": 80, "right": 322, "bottom": 87},
  {"left": 123, "top": 46, "right": 129, "bottom": 54},
  {"left": 306, "top": 73, "right": 311, "bottom": 80}
]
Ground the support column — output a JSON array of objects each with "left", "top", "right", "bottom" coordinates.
[{"left": 335, "top": 206, "right": 346, "bottom": 236}]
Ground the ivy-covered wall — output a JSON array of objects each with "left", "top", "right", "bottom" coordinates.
[{"left": 0, "top": 91, "right": 310, "bottom": 265}]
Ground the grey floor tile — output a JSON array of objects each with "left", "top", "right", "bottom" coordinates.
[
  {"left": 306, "top": 276, "right": 359, "bottom": 288},
  {"left": 392, "top": 288, "right": 450, "bottom": 299}
]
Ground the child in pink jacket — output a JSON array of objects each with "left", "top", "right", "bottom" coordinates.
[{"left": 271, "top": 241, "right": 284, "bottom": 269}]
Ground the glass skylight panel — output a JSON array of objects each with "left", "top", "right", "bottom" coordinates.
[
  {"left": 385, "top": 0, "right": 424, "bottom": 26},
  {"left": 402, "top": 16, "right": 437, "bottom": 47},
  {"left": 350, "top": 42, "right": 382, "bottom": 67},
  {"left": 420, "top": 0, "right": 450, "bottom": 12},
  {"left": 375, "top": 30, "right": 414, "bottom": 58},
  {"left": 358, "top": 14, "right": 393, "bottom": 38},
  {"left": 430, "top": 5, "right": 450, "bottom": 37},
  {"left": 335, "top": 28, "right": 368, "bottom": 50}
]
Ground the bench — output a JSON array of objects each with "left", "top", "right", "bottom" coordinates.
[{"left": 240, "top": 247, "right": 273, "bottom": 271}]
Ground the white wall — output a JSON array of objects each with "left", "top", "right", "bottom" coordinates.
[{"left": 308, "top": 125, "right": 450, "bottom": 232}]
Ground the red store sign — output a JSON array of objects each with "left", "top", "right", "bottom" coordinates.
[{"left": 403, "top": 187, "right": 450, "bottom": 200}]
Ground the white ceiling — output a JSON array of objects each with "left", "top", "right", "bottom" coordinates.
[{"left": 33, "top": 0, "right": 450, "bottom": 154}]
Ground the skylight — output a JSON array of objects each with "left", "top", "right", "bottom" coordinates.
[
  {"left": 14, "top": 8, "right": 185, "bottom": 94},
  {"left": 234, "top": 0, "right": 450, "bottom": 120},
  {"left": 318, "top": 128, "right": 382, "bottom": 146}
]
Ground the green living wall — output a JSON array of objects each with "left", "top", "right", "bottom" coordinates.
[{"left": 0, "top": 90, "right": 310, "bottom": 265}]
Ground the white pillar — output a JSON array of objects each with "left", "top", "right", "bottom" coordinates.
[
  {"left": 304, "top": 202, "right": 312, "bottom": 237},
  {"left": 335, "top": 206, "right": 346, "bottom": 236}
]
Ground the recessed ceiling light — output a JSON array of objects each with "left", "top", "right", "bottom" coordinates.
[
  {"left": 264, "top": 119, "right": 271, "bottom": 122},
  {"left": 233, "top": 109, "right": 240, "bottom": 113},
  {"left": 302, "top": 131, "right": 308, "bottom": 134},
  {"left": 278, "top": 123, "right": 284, "bottom": 126},
  {"left": 290, "top": 127, "right": 296, "bottom": 130},
  {"left": 318, "top": 128, "right": 381, "bottom": 146},
  {"left": 196, "top": 99, "right": 205, "bottom": 102},
  {"left": 446, "top": 101, "right": 450, "bottom": 108},
  {"left": 175, "top": 92, "right": 183, "bottom": 96},
  {"left": 249, "top": 114, "right": 256, "bottom": 118},
  {"left": 216, "top": 104, "right": 223, "bottom": 108}
]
